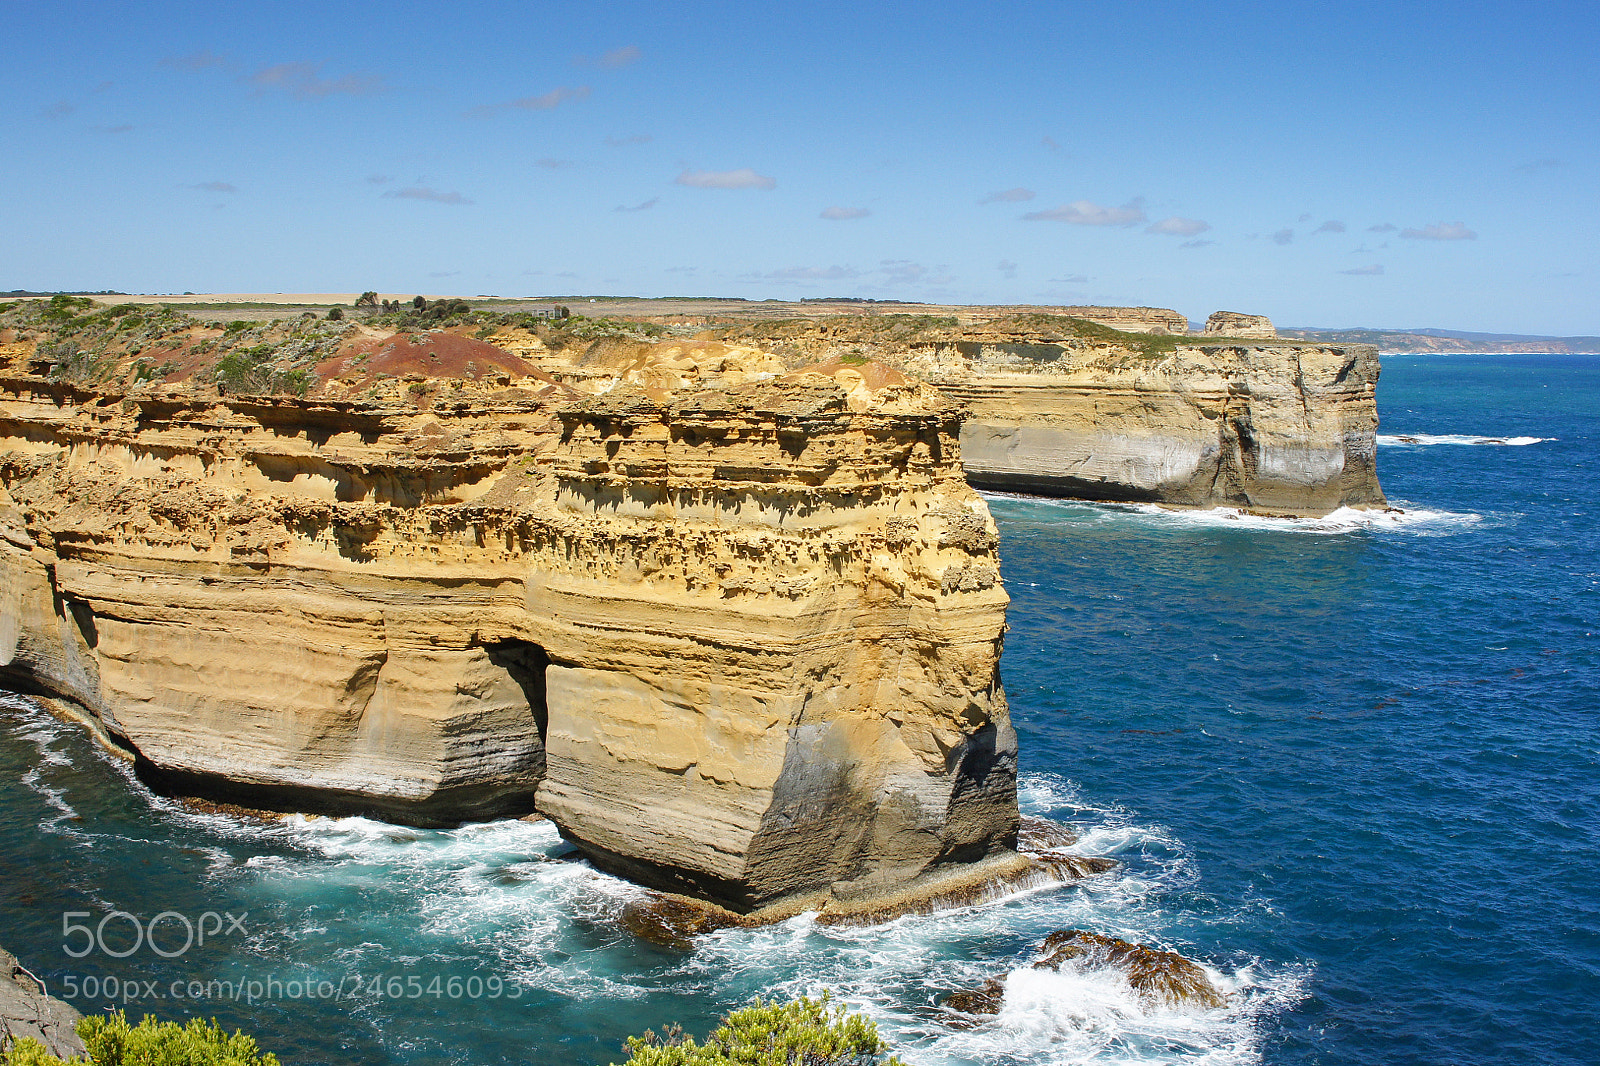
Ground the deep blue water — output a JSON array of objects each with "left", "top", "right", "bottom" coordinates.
[{"left": 3, "top": 353, "right": 1597, "bottom": 1065}]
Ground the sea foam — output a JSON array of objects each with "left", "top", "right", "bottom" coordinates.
[{"left": 1378, "top": 433, "right": 1553, "bottom": 447}]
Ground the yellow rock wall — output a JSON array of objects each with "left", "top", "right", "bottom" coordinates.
[{"left": 0, "top": 373, "right": 1016, "bottom": 911}]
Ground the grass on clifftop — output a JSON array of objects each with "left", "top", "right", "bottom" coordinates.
[
  {"left": 722, "top": 314, "right": 960, "bottom": 344},
  {"left": 0, "top": 296, "right": 670, "bottom": 398}
]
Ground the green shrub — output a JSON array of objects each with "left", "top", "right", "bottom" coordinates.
[
  {"left": 326, "top": 307, "right": 344, "bottom": 321},
  {"left": 43, "top": 343, "right": 118, "bottom": 386},
  {"left": 42, "top": 294, "right": 94, "bottom": 320},
  {"left": 0, "top": 1010, "right": 279, "bottom": 1066},
  {"left": 613, "top": 994, "right": 903, "bottom": 1066},
  {"left": 214, "top": 344, "right": 313, "bottom": 396}
]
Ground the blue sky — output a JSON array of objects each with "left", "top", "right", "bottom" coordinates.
[{"left": 4, "top": 0, "right": 1597, "bottom": 333}]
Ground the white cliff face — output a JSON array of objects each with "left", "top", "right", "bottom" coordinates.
[{"left": 925, "top": 342, "right": 1385, "bottom": 516}]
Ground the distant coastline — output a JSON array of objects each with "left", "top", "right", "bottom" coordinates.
[{"left": 1280, "top": 326, "right": 1600, "bottom": 355}]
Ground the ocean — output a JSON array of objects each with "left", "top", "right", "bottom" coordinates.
[{"left": 3, "top": 352, "right": 1596, "bottom": 1066}]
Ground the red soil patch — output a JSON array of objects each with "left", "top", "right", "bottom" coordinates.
[{"left": 317, "top": 331, "right": 571, "bottom": 393}]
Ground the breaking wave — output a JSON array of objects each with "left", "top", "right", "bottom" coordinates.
[
  {"left": 980, "top": 491, "right": 1483, "bottom": 537},
  {"left": 1378, "top": 433, "right": 1553, "bottom": 447},
  {"left": 3, "top": 696, "right": 1306, "bottom": 1066}
]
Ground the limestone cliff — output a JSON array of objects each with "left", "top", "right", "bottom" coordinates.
[
  {"left": 1053, "top": 306, "right": 1189, "bottom": 335},
  {"left": 0, "top": 319, "right": 1018, "bottom": 912},
  {"left": 1203, "top": 311, "right": 1276, "bottom": 339},
  {"left": 712, "top": 314, "right": 1385, "bottom": 516},
  {"left": 923, "top": 338, "right": 1385, "bottom": 515}
]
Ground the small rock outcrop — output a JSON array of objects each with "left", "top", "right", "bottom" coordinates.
[
  {"left": 1033, "top": 930, "right": 1226, "bottom": 1009},
  {"left": 1, "top": 947, "right": 84, "bottom": 1060},
  {"left": 1204, "top": 311, "right": 1277, "bottom": 339},
  {"left": 941, "top": 929, "right": 1225, "bottom": 1020}
]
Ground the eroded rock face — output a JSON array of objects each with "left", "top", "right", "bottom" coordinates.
[
  {"left": 1, "top": 947, "right": 84, "bottom": 1060},
  {"left": 1204, "top": 311, "right": 1277, "bottom": 339},
  {"left": 1058, "top": 306, "right": 1189, "bottom": 335},
  {"left": 0, "top": 365, "right": 1017, "bottom": 912},
  {"left": 927, "top": 340, "right": 1385, "bottom": 516},
  {"left": 706, "top": 314, "right": 1384, "bottom": 517}
]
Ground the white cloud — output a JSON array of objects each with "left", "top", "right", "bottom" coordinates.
[
  {"left": 1367, "top": 223, "right": 1397, "bottom": 233},
  {"left": 192, "top": 181, "right": 237, "bottom": 193},
  {"left": 1023, "top": 199, "right": 1146, "bottom": 226},
  {"left": 534, "top": 158, "right": 575, "bottom": 169},
  {"left": 1048, "top": 274, "right": 1089, "bottom": 284},
  {"left": 675, "top": 168, "right": 776, "bottom": 190},
  {"left": 366, "top": 174, "right": 391, "bottom": 185},
  {"left": 1341, "top": 264, "right": 1384, "bottom": 275},
  {"left": 1515, "top": 158, "right": 1563, "bottom": 172},
  {"left": 997, "top": 260, "right": 1018, "bottom": 279},
  {"left": 474, "top": 86, "right": 591, "bottom": 117},
  {"left": 1041, "top": 136, "right": 1060, "bottom": 151},
  {"left": 1272, "top": 228, "right": 1294, "bottom": 245},
  {"left": 615, "top": 198, "right": 659, "bottom": 212},
  {"left": 248, "top": 62, "right": 385, "bottom": 98},
  {"left": 1298, "top": 212, "right": 1312, "bottom": 223},
  {"left": 820, "top": 206, "right": 870, "bottom": 220},
  {"left": 42, "top": 101, "right": 74, "bottom": 118},
  {"left": 600, "top": 45, "right": 642, "bottom": 69},
  {"left": 606, "top": 134, "right": 651, "bottom": 146},
  {"left": 1313, "top": 220, "right": 1346, "bottom": 234},
  {"left": 1146, "top": 216, "right": 1210, "bottom": 237},
  {"left": 982, "top": 187, "right": 1035, "bottom": 204},
  {"left": 764, "top": 265, "right": 859, "bottom": 281},
  {"left": 1401, "top": 221, "right": 1476, "bottom": 241},
  {"left": 1180, "top": 239, "right": 1216, "bottom": 249},
  {"left": 383, "top": 186, "right": 473, "bottom": 205}
]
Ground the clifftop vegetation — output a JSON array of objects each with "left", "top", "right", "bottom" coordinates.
[{"left": 0, "top": 296, "right": 671, "bottom": 399}]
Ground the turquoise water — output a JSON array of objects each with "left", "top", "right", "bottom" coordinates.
[{"left": 3, "top": 353, "right": 1597, "bottom": 1065}]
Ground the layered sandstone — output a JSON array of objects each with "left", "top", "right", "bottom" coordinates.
[
  {"left": 711, "top": 315, "right": 1386, "bottom": 516},
  {"left": 1204, "top": 311, "right": 1276, "bottom": 339},
  {"left": 1055, "top": 306, "right": 1189, "bottom": 335},
  {"left": 0, "top": 332, "right": 1018, "bottom": 912},
  {"left": 926, "top": 341, "right": 1385, "bottom": 515}
]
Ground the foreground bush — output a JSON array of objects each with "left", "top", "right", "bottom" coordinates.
[
  {"left": 613, "top": 994, "right": 903, "bottom": 1066},
  {"left": 1, "top": 1011, "right": 278, "bottom": 1066}
]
